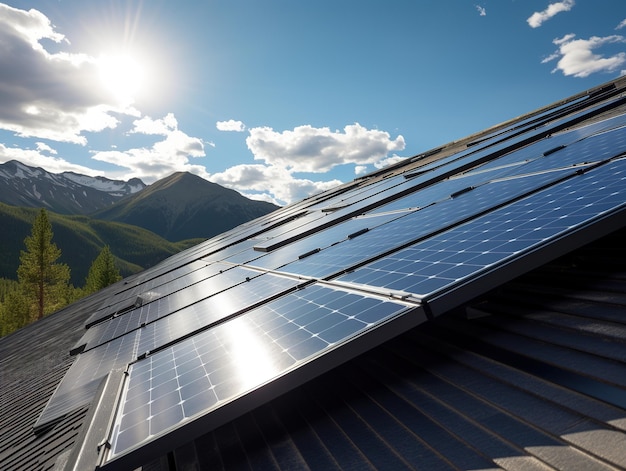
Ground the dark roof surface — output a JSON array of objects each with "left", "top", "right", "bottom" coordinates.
[
  {"left": 139, "top": 227, "right": 626, "bottom": 471},
  {"left": 1, "top": 77, "right": 626, "bottom": 471}
]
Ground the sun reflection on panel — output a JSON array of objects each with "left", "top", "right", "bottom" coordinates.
[{"left": 222, "top": 317, "right": 282, "bottom": 391}]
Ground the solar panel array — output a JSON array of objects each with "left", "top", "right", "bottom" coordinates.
[{"left": 33, "top": 83, "right": 626, "bottom": 469}]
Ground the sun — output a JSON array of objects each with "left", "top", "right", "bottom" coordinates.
[{"left": 97, "top": 53, "right": 145, "bottom": 104}]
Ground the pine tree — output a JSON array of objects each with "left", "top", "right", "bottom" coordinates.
[
  {"left": 17, "top": 208, "right": 70, "bottom": 321},
  {"left": 84, "top": 245, "right": 122, "bottom": 295}
]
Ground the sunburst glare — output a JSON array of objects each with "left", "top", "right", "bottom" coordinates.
[{"left": 97, "top": 53, "right": 145, "bottom": 105}]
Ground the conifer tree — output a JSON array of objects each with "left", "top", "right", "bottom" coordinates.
[
  {"left": 17, "top": 208, "right": 70, "bottom": 320},
  {"left": 84, "top": 245, "right": 121, "bottom": 295}
]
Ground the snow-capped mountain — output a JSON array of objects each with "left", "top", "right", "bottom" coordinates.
[{"left": 0, "top": 160, "right": 146, "bottom": 215}]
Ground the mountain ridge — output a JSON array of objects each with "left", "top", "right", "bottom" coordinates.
[
  {"left": 0, "top": 160, "right": 146, "bottom": 214},
  {"left": 94, "top": 171, "right": 279, "bottom": 241},
  {"left": 0, "top": 160, "right": 280, "bottom": 242}
]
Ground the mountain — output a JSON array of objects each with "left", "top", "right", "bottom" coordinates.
[
  {"left": 0, "top": 203, "right": 198, "bottom": 286},
  {"left": 0, "top": 160, "right": 145, "bottom": 215},
  {"left": 94, "top": 172, "right": 279, "bottom": 241}
]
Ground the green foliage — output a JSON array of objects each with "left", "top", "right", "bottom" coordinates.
[
  {"left": 0, "top": 204, "right": 204, "bottom": 336},
  {"left": 17, "top": 208, "right": 71, "bottom": 321},
  {"left": 84, "top": 245, "right": 122, "bottom": 295},
  {"left": 0, "top": 202, "right": 196, "bottom": 284},
  {"left": 0, "top": 278, "right": 19, "bottom": 303},
  {"left": 0, "top": 290, "right": 30, "bottom": 336}
]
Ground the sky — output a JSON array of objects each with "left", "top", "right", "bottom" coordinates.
[{"left": 0, "top": 1, "right": 625, "bottom": 206}]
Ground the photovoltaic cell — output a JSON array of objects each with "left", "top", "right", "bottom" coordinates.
[
  {"left": 245, "top": 211, "right": 401, "bottom": 271},
  {"left": 282, "top": 166, "right": 579, "bottom": 279},
  {"left": 463, "top": 114, "right": 626, "bottom": 177},
  {"left": 492, "top": 123, "right": 626, "bottom": 178},
  {"left": 336, "top": 158, "right": 626, "bottom": 305},
  {"left": 136, "top": 273, "right": 301, "bottom": 354},
  {"left": 86, "top": 260, "right": 211, "bottom": 327},
  {"left": 106, "top": 284, "right": 420, "bottom": 464},
  {"left": 80, "top": 263, "right": 248, "bottom": 351},
  {"left": 35, "top": 331, "right": 140, "bottom": 430}
]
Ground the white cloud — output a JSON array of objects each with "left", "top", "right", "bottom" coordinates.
[
  {"left": 0, "top": 143, "right": 99, "bottom": 175},
  {"left": 475, "top": 5, "right": 487, "bottom": 17},
  {"left": 354, "top": 165, "right": 368, "bottom": 175},
  {"left": 216, "top": 119, "right": 246, "bottom": 132},
  {"left": 246, "top": 123, "right": 405, "bottom": 173},
  {"left": 527, "top": 0, "right": 575, "bottom": 29},
  {"left": 374, "top": 155, "right": 407, "bottom": 169},
  {"left": 543, "top": 34, "right": 626, "bottom": 78},
  {"left": 211, "top": 164, "right": 341, "bottom": 205},
  {"left": 617, "top": 19, "right": 626, "bottom": 31},
  {"left": 0, "top": 3, "right": 140, "bottom": 144},
  {"left": 131, "top": 113, "right": 178, "bottom": 135},
  {"left": 35, "top": 142, "right": 57, "bottom": 155},
  {"left": 91, "top": 113, "right": 207, "bottom": 183}
]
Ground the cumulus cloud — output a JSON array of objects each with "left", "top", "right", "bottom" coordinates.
[
  {"left": 216, "top": 119, "right": 246, "bottom": 132},
  {"left": 131, "top": 113, "right": 178, "bottom": 135},
  {"left": 354, "top": 165, "right": 368, "bottom": 175},
  {"left": 0, "top": 3, "right": 139, "bottom": 144},
  {"left": 617, "top": 19, "right": 626, "bottom": 31},
  {"left": 475, "top": 5, "right": 486, "bottom": 17},
  {"left": 0, "top": 143, "right": 99, "bottom": 175},
  {"left": 91, "top": 113, "right": 207, "bottom": 182},
  {"left": 542, "top": 33, "right": 626, "bottom": 77},
  {"left": 35, "top": 142, "right": 57, "bottom": 155},
  {"left": 211, "top": 163, "right": 341, "bottom": 205},
  {"left": 374, "top": 155, "right": 407, "bottom": 169},
  {"left": 527, "top": 0, "right": 575, "bottom": 28},
  {"left": 246, "top": 123, "right": 405, "bottom": 173}
]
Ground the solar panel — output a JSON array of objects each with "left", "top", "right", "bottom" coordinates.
[
  {"left": 34, "top": 331, "right": 140, "bottom": 432},
  {"left": 104, "top": 284, "right": 423, "bottom": 468},
  {"left": 80, "top": 263, "right": 247, "bottom": 351},
  {"left": 282, "top": 166, "right": 580, "bottom": 279},
  {"left": 136, "top": 272, "right": 301, "bottom": 354},
  {"left": 336, "top": 157, "right": 626, "bottom": 313}
]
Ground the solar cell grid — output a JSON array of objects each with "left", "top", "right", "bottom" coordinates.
[
  {"left": 108, "top": 284, "right": 417, "bottom": 462},
  {"left": 247, "top": 212, "right": 400, "bottom": 271},
  {"left": 35, "top": 330, "right": 140, "bottom": 430},
  {"left": 81, "top": 263, "right": 241, "bottom": 351},
  {"left": 460, "top": 115, "right": 626, "bottom": 179},
  {"left": 336, "top": 158, "right": 626, "bottom": 302},
  {"left": 282, "top": 166, "right": 576, "bottom": 279},
  {"left": 87, "top": 261, "right": 211, "bottom": 326},
  {"left": 141, "top": 265, "right": 258, "bottom": 325},
  {"left": 500, "top": 124, "right": 626, "bottom": 177},
  {"left": 137, "top": 273, "right": 301, "bottom": 354}
]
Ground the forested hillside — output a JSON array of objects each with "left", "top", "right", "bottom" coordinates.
[{"left": 0, "top": 203, "right": 200, "bottom": 285}]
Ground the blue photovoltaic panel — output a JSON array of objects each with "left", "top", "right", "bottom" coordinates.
[
  {"left": 81, "top": 263, "right": 249, "bottom": 351},
  {"left": 106, "top": 284, "right": 421, "bottom": 465},
  {"left": 137, "top": 273, "right": 301, "bottom": 354},
  {"left": 35, "top": 331, "right": 140, "bottom": 431},
  {"left": 367, "top": 162, "right": 516, "bottom": 215},
  {"left": 282, "top": 166, "right": 579, "bottom": 279},
  {"left": 402, "top": 98, "right": 625, "bottom": 184},
  {"left": 489, "top": 123, "right": 626, "bottom": 179},
  {"left": 244, "top": 211, "right": 401, "bottom": 270},
  {"left": 37, "top": 272, "right": 300, "bottom": 430},
  {"left": 463, "top": 114, "right": 626, "bottom": 177},
  {"left": 86, "top": 260, "right": 211, "bottom": 327},
  {"left": 336, "top": 158, "right": 626, "bottom": 305}
]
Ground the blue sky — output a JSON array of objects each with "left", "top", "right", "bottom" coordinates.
[{"left": 1, "top": 1, "right": 625, "bottom": 205}]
